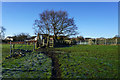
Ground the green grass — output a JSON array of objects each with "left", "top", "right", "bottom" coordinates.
[
  {"left": 2, "top": 44, "right": 34, "bottom": 59},
  {"left": 14, "top": 44, "right": 34, "bottom": 50},
  {"left": 2, "top": 44, "right": 10, "bottom": 59},
  {"left": 2, "top": 51, "right": 52, "bottom": 78},
  {"left": 2, "top": 44, "right": 119, "bottom": 78},
  {"left": 56, "top": 45, "right": 118, "bottom": 78},
  {"left": 2, "top": 44, "right": 52, "bottom": 78}
]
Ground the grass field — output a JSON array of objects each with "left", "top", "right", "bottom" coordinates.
[
  {"left": 2, "top": 44, "right": 52, "bottom": 78},
  {"left": 2, "top": 44, "right": 34, "bottom": 59},
  {"left": 2, "top": 44, "right": 119, "bottom": 78},
  {"left": 57, "top": 45, "right": 118, "bottom": 78}
]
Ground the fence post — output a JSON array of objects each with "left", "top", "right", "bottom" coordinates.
[
  {"left": 10, "top": 41, "right": 12, "bottom": 56},
  {"left": 95, "top": 39, "right": 97, "bottom": 45},
  {"left": 43, "top": 39, "right": 44, "bottom": 47},
  {"left": 105, "top": 39, "right": 106, "bottom": 45},
  {"left": 25, "top": 42, "right": 26, "bottom": 50},
  {"left": 33, "top": 42, "right": 35, "bottom": 51},
  {"left": 116, "top": 38, "right": 117, "bottom": 45},
  {"left": 85, "top": 41, "right": 87, "bottom": 45},
  {"left": 12, "top": 44, "right": 15, "bottom": 54}
]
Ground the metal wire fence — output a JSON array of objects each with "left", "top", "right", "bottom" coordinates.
[
  {"left": 9, "top": 41, "right": 35, "bottom": 56},
  {"left": 77, "top": 38, "right": 120, "bottom": 45}
]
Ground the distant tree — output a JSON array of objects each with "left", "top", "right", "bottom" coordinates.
[
  {"left": 77, "top": 36, "right": 84, "bottom": 41},
  {"left": 113, "top": 35, "right": 120, "bottom": 39},
  {"left": 13, "top": 33, "right": 30, "bottom": 41},
  {"left": 0, "top": 26, "right": 6, "bottom": 40},
  {"left": 71, "top": 38, "right": 77, "bottom": 45},
  {"left": 100, "top": 37, "right": 105, "bottom": 39},
  {"left": 33, "top": 10, "right": 78, "bottom": 46}
]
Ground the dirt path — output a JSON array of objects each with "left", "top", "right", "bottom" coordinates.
[
  {"left": 49, "top": 52, "right": 62, "bottom": 79},
  {"left": 35, "top": 49, "right": 62, "bottom": 79}
]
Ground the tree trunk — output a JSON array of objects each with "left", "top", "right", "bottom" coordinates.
[
  {"left": 53, "top": 34, "right": 57, "bottom": 47},
  {"left": 46, "top": 34, "right": 49, "bottom": 48}
]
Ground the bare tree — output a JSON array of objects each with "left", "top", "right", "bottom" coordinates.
[
  {"left": 13, "top": 33, "right": 30, "bottom": 41},
  {"left": 33, "top": 10, "right": 78, "bottom": 46},
  {"left": 0, "top": 26, "right": 6, "bottom": 40}
]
